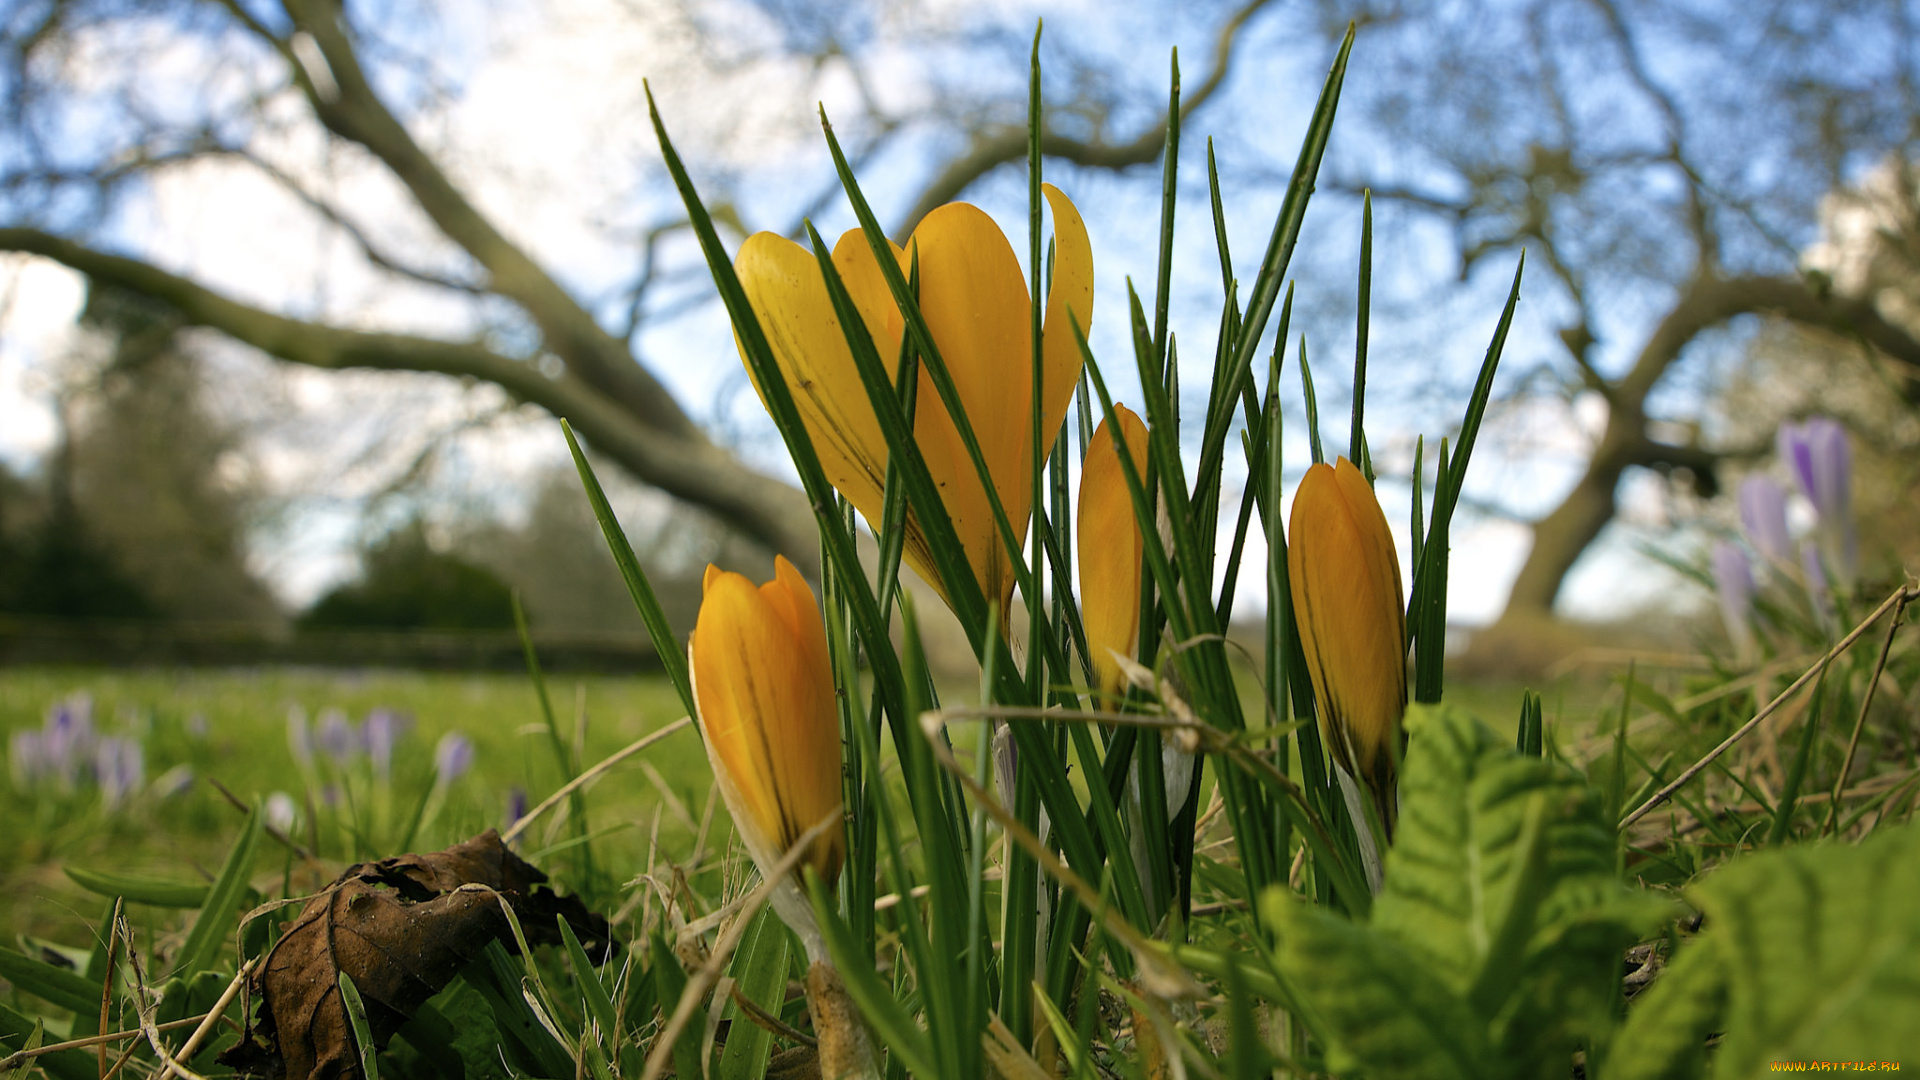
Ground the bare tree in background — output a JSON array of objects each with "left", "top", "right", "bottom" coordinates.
[
  {"left": 1322, "top": 0, "right": 1920, "bottom": 635},
  {"left": 0, "top": 0, "right": 1276, "bottom": 584}
]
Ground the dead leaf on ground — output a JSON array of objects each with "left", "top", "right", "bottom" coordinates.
[{"left": 220, "top": 830, "right": 612, "bottom": 1080}]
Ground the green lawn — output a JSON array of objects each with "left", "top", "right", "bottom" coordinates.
[
  {"left": 1, "top": 666, "right": 707, "bottom": 947},
  {"left": 0, "top": 657, "right": 1638, "bottom": 954}
]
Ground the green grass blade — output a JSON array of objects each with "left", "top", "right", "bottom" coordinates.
[
  {"left": 1152, "top": 49, "right": 1181, "bottom": 372},
  {"left": 1411, "top": 435, "right": 1427, "bottom": 571},
  {"left": 0, "top": 1003, "right": 95, "bottom": 1080},
  {"left": 172, "top": 804, "right": 262, "bottom": 981},
  {"left": 338, "top": 972, "right": 381, "bottom": 1080},
  {"left": 1769, "top": 670, "right": 1829, "bottom": 845},
  {"left": 1351, "top": 190, "right": 1371, "bottom": 466},
  {"left": 647, "top": 933, "right": 706, "bottom": 1080},
  {"left": 0, "top": 949, "right": 99, "bottom": 1016},
  {"left": 1212, "top": 287, "right": 1290, "bottom": 624},
  {"left": 1299, "top": 335, "right": 1324, "bottom": 465},
  {"left": 1407, "top": 253, "right": 1523, "bottom": 682},
  {"left": 1441, "top": 253, "right": 1524, "bottom": 513},
  {"left": 62, "top": 868, "right": 209, "bottom": 909},
  {"left": 1027, "top": 22, "right": 1049, "bottom": 706},
  {"left": 558, "top": 914, "right": 617, "bottom": 1040},
  {"left": 1207, "top": 138, "right": 1234, "bottom": 299},
  {"left": 1411, "top": 441, "right": 1451, "bottom": 704},
  {"left": 796, "top": 223, "right": 990, "bottom": 663},
  {"left": 646, "top": 83, "right": 914, "bottom": 761},
  {"left": 560, "top": 420, "right": 694, "bottom": 718},
  {"left": 717, "top": 906, "right": 792, "bottom": 1080}
]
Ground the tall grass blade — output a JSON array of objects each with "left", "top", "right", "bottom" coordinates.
[
  {"left": 172, "top": 804, "right": 262, "bottom": 981},
  {"left": 1351, "top": 190, "right": 1372, "bottom": 468},
  {"left": 560, "top": 421, "right": 694, "bottom": 718}
]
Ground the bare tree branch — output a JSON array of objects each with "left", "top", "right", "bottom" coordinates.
[
  {"left": 895, "top": 0, "right": 1276, "bottom": 234},
  {"left": 1501, "top": 269, "right": 1920, "bottom": 617},
  {"left": 263, "top": 0, "right": 698, "bottom": 438},
  {"left": 0, "top": 227, "right": 821, "bottom": 569}
]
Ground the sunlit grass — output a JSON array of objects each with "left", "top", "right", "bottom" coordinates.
[{"left": 0, "top": 667, "right": 704, "bottom": 946}]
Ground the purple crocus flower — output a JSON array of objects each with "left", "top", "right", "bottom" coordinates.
[
  {"left": 316, "top": 708, "right": 356, "bottom": 765},
  {"left": 44, "top": 698, "right": 96, "bottom": 789},
  {"left": 505, "top": 786, "right": 529, "bottom": 834},
  {"left": 433, "top": 732, "right": 474, "bottom": 785},
  {"left": 1777, "top": 418, "right": 1856, "bottom": 583},
  {"left": 1712, "top": 540, "right": 1757, "bottom": 661},
  {"left": 94, "top": 737, "right": 144, "bottom": 808},
  {"left": 1738, "top": 475, "right": 1792, "bottom": 566},
  {"left": 362, "top": 709, "right": 400, "bottom": 782}
]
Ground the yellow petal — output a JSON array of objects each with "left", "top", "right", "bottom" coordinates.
[
  {"left": 1078, "top": 405, "right": 1149, "bottom": 700},
  {"left": 905, "top": 202, "right": 1033, "bottom": 606},
  {"left": 734, "top": 190, "right": 1095, "bottom": 623},
  {"left": 1040, "top": 183, "right": 1093, "bottom": 454},
  {"left": 735, "top": 231, "right": 891, "bottom": 537},
  {"left": 690, "top": 557, "right": 845, "bottom": 885},
  {"left": 1286, "top": 458, "right": 1407, "bottom": 832},
  {"left": 829, "top": 230, "right": 946, "bottom": 593}
]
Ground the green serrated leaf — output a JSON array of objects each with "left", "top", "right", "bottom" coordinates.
[
  {"left": 1374, "top": 705, "right": 1645, "bottom": 988},
  {"left": 1372, "top": 703, "right": 1673, "bottom": 1066},
  {"left": 1607, "top": 932, "right": 1727, "bottom": 1080},
  {"left": 1261, "top": 888, "right": 1492, "bottom": 1080},
  {"left": 1690, "top": 823, "right": 1920, "bottom": 1074}
]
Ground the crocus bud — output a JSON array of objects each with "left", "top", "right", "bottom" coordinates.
[
  {"left": 690, "top": 556, "right": 846, "bottom": 895},
  {"left": 1777, "top": 417, "right": 1856, "bottom": 583},
  {"left": 433, "top": 732, "right": 475, "bottom": 785},
  {"left": 1738, "top": 475, "right": 1792, "bottom": 567},
  {"left": 1077, "top": 404, "right": 1150, "bottom": 702},
  {"left": 316, "top": 708, "right": 356, "bottom": 765},
  {"left": 1712, "top": 540, "right": 1756, "bottom": 662},
  {"left": 1287, "top": 457, "right": 1407, "bottom": 840}
]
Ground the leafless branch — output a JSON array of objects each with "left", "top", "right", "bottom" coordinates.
[{"left": 895, "top": 0, "right": 1278, "bottom": 234}]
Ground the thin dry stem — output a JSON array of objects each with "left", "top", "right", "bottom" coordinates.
[
  {"left": 1621, "top": 583, "right": 1920, "bottom": 830},
  {"left": 1822, "top": 591, "right": 1911, "bottom": 834},
  {"left": 638, "top": 813, "right": 840, "bottom": 1080},
  {"left": 503, "top": 717, "right": 692, "bottom": 844}
]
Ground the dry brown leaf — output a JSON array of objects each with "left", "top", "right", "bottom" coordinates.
[{"left": 220, "top": 830, "right": 612, "bottom": 1080}]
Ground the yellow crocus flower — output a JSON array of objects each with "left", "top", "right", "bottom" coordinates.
[
  {"left": 689, "top": 555, "right": 845, "bottom": 887},
  {"left": 733, "top": 186, "right": 1093, "bottom": 611},
  {"left": 1077, "top": 404, "right": 1150, "bottom": 702},
  {"left": 1287, "top": 457, "right": 1407, "bottom": 839}
]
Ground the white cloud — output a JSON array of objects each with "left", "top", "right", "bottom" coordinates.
[{"left": 0, "top": 256, "right": 87, "bottom": 467}]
